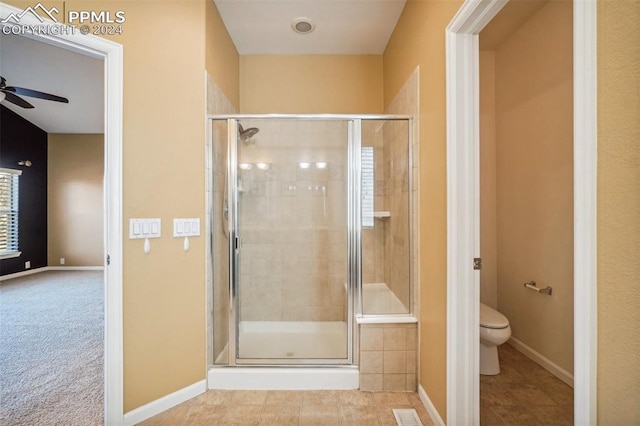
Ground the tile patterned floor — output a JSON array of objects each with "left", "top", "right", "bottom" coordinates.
[
  {"left": 139, "top": 343, "right": 573, "bottom": 425},
  {"left": 139, "top": 390, "right": 435, "bottom": 425},
  {"left": 480, "top": 343, "right": 574, "bottom": 425}
]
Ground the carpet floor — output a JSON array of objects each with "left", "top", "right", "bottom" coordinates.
[{"left": 0, "top": 270, "right": 104, "bottom": 425}]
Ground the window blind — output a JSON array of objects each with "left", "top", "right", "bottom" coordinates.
[
  {"left": 0, "top": 168, "right": 21, "bottom": 255},
  {"left": 362, "top": 147, "right": 374, "bottom": 228}
]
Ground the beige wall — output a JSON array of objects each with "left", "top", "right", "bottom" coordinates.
[
  {"left": 384, "top": 0, "right": 463, "bottom": 419},
  {"left": 597, "top": 0, "right": 640, "bottom": 423},
  {"left": 239, "top": 55, "right": 383, "bottom": 113},
  {"left": 47, "top": 134, "right": 104, "bottom": 267},
  {"left": 479, "top": 51, "right": 498, "bottom": 309},
  {"left": 63, "top": 0, "right": 208, "bottom": 412},
  {"left": 492, "top": 1, "right": 574, "bottom": 374},
  {"left": 206, "top": 0, "right": 239, "bottom": 108}
]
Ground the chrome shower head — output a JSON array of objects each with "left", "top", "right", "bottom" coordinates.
[{"left": 239, "top": 123, "right": 260, "bottom": 143}]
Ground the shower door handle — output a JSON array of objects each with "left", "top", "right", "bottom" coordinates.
[{"left": 235, "top": 236, "right": 241, "bottom": 253}]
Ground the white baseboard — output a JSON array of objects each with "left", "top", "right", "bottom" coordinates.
[
  {"left": 0, "top": 265, "right": 105, "bottom": 282},
  {"left": 47, "top": 266, "right": 104, "bottom": 271},
  {"left": 0, "top": 267, "right": 48, "bottom": 281},
  {"left": 418, "top": 384, "right": 445, "bottom": 426},
  {"left": 508, "top": 337, "right": 574, "bottom": 388},
  {"left": 123, "top": 380, "right": 207, "bottom": 426}
]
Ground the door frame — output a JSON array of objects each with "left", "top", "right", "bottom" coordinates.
[
  {"left": 0, "top": 3, "right": 124, "bottom": 423},
  {"left": 445, "top": 0, "right": 597, "bottom": 424}
]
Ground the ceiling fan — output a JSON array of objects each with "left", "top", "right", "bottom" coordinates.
[{"left": 0, "top": 76, "right": 69, "bottom": 109}]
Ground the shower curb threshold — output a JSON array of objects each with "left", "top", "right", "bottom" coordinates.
[{"left": 208, "top": 367, "right": 359, "bottom": 390}]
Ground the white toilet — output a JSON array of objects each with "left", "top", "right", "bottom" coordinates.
[{"left": 479, "top": 303, "right": 511, "bottom": 375}]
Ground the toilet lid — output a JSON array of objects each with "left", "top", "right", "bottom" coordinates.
[{"left": 480, "top": 303, "right": 509, "bottom": 329}]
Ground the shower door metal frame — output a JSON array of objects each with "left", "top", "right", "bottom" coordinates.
[{"left": 210, "top": 114, "right": 413, "bottom": 367}]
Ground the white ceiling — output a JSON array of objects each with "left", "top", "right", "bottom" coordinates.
[
  {"left": 214, "top": 0, "right": 407, "bottom": 54},
  {"left": 0, "top": 1, "right": 406, "bottom": 133},
  {"left": 0, "top": 33, "right": 103, "bottom": 134}
]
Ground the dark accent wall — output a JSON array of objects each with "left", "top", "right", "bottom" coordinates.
[{"left": 0, "top": 105, "right": 48, "bottom": 276}]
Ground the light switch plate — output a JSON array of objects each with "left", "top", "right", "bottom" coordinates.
[
  {"left": 129, "top": 218, "right": 161, "bottom": 239},
  {"left": 174, "top": 218, "right": 200, "bottom": 237}
]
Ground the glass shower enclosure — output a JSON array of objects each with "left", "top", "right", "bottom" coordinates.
[{"left": 209, "top": 115, "right": 412, "bottom": 367}]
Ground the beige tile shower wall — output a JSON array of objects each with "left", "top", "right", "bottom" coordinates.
[
  {"left": 362, "top": 226, "right": 386, "bottom": 284},
  {"left": 237, "top": 120, "right": 348, "bottom": 322},
  {"left": 384, "top": 68, "right": 420, "bottom": 315},
  {"left": 206, "top": 75, "right": 236, "bottom": 365},
  {"left": 363, "top": 123, "right": 386, "bottom": 284},
  {"left": 359, "top": 324, "right": 418, "bottom": 391},
  {"left": 382, "top": 120, "right": 411, "bottom": 308}
]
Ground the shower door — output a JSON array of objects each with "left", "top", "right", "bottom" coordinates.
[{"left": 230, "top": 118, "right": 353, "bottom": 364}]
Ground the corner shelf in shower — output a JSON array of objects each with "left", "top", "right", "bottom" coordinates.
[{"left": 373, "top": 211, "right": 391, "bottom": 218}]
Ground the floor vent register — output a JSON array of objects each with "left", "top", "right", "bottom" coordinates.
[{"left": 392, "top": 408, "right": 423, "bottom": 426}]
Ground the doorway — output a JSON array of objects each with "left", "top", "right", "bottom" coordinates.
[
  {"left": 0, "top": 2, "right": 124, "bottom": 423},
  {"left": 445, "top": 0, "right": 597, "bottom": 424},
  {"left": 477, "top": 2, "right": 574, "bottom": 423}
]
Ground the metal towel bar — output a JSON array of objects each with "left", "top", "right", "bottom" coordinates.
[{"left": 523, "top": 281, "right": 552, "bottom": 295}]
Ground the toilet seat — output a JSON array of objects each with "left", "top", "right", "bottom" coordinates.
[{"left": 480, "top": 303, "right": 509, "bottom": 329}]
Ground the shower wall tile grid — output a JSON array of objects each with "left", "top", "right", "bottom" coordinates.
[
  {"left": 236, "top": 119, "right": 348, "bottom": 322},
  {"left": 386, "top": 66, "right": 420, "bottom": 318},
  {"left": 359, "top": 67, "right": 420, "bottom": 393},
  {"left": 359, "top": 324, "right": 418, "bottom": 392},
  {"left": 361, "top": 67, "right": 419, "bottom": 314}
]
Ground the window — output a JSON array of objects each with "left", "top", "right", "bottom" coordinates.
[
  {"left": 0, "top": 167, "right": 22, "bottom": 259},
  {"left": 362, "top": 147, "right": 374, "bottom": 228}
]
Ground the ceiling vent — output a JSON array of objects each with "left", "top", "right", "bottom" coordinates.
[{"left": 291, "top": 17, "right": 315, "bottom": 35}]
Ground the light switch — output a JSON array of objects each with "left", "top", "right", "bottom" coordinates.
[
  {"left": 129, "top": 218, "right": 161, "bottom": 239},
  {"left": 173, "top": 218, "right": 201, "bottom": 237}
]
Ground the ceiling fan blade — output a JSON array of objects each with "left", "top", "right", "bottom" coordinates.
[
  {"left": 5, "top": 86, "right": 69, "bottom": 103},
  {"left": 2, "top": 91, "right": 35, "bottom": 109}
]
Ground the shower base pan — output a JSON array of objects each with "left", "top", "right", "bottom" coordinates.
[
  {"left": 208, "top": 320, "right": 358, "bottom": 390},
  {"left": 239, "top": 320, "right": 348, "bottom": 359}
]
